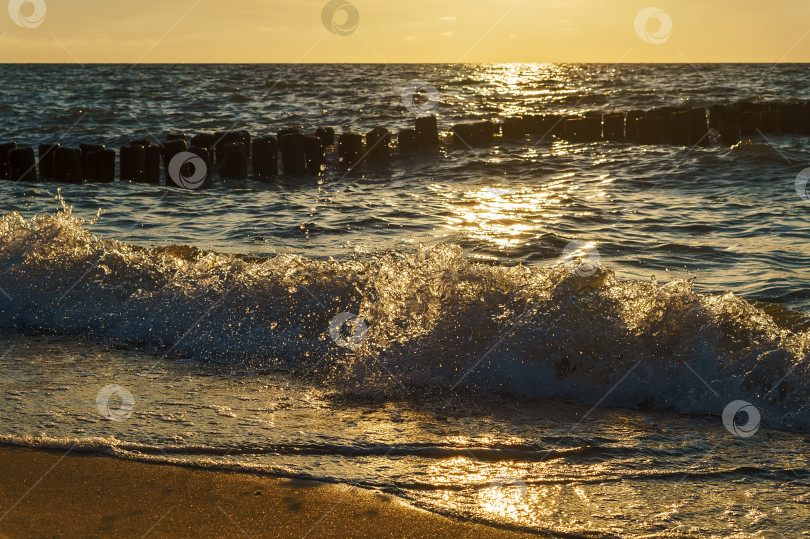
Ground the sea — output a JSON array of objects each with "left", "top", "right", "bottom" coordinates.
[{"left": 0, "top": 63, "right": 809, "bottom": 538}]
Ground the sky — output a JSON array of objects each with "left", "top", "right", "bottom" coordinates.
[{"left": 1, "top": 0, "right": 810, "bottom": 63}]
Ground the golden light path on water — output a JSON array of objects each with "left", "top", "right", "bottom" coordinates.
[
  {"left": 451, "top": 64, "right": 605, "bottom": 118},
  {"left": 422, "top": 445, "right": 641, "bottom": 531},
  {"left": 424, "top": 456, "right": 560, "bottom": 529},
  {"left": 434, "top": 164, "right": 610, "bottom": 257}
]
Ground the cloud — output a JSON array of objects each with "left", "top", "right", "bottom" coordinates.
[{"left": 438, "top": 16, "right": 457, "bottom": 22}]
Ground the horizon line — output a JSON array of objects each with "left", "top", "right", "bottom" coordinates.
[{"left": 1, "top": 61, "right": 808, "bottom": 65}]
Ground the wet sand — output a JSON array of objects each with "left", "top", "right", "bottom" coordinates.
[{"left": 0, "top": 445, "right": 539, "bottom": 538}]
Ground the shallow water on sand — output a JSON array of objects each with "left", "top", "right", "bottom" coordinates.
[
  {"left": 1, "top": 63, "right": 810, "bottom": 537},
  {"left": 1, "top": 333, "right": 808, "bottom": 538}
]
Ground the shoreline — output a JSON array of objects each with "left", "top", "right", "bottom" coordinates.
[{"left": 0, "top": 444, "right": 541, "bottom": 538}]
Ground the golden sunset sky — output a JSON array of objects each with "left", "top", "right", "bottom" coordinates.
[{"left": 1, "top": 0, "right": 809, "bottom": 63}]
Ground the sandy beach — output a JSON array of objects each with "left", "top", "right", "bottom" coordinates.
[{"left": 0, "top": 445, "right": 538, "bottom": 538}]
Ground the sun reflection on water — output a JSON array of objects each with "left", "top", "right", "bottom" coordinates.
[
  {"left": 437, "top": 178, "right": 588, "bottom": 252},
  {"left": 424, "top": 456, "right": 560, "bottom": 528}
]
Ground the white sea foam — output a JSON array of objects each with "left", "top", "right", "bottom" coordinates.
[{"left": 1, "top": 206, "right": 808, "bottom": 432}]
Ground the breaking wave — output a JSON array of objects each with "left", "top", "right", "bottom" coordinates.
[{"left": 1, "top": 201, "right": 808, "bottom": 432}]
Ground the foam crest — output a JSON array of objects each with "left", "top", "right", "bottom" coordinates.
[{"left": 1, "top": 206, "right": 808, "bottom": 431}]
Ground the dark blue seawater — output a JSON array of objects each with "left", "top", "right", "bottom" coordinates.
[{"left": 1, "top": 64, "right": 809, "bottom": 537}]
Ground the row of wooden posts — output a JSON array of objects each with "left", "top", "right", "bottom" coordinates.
[{"left": 0, "top": 101, "right": 807, "bottom": 185}]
